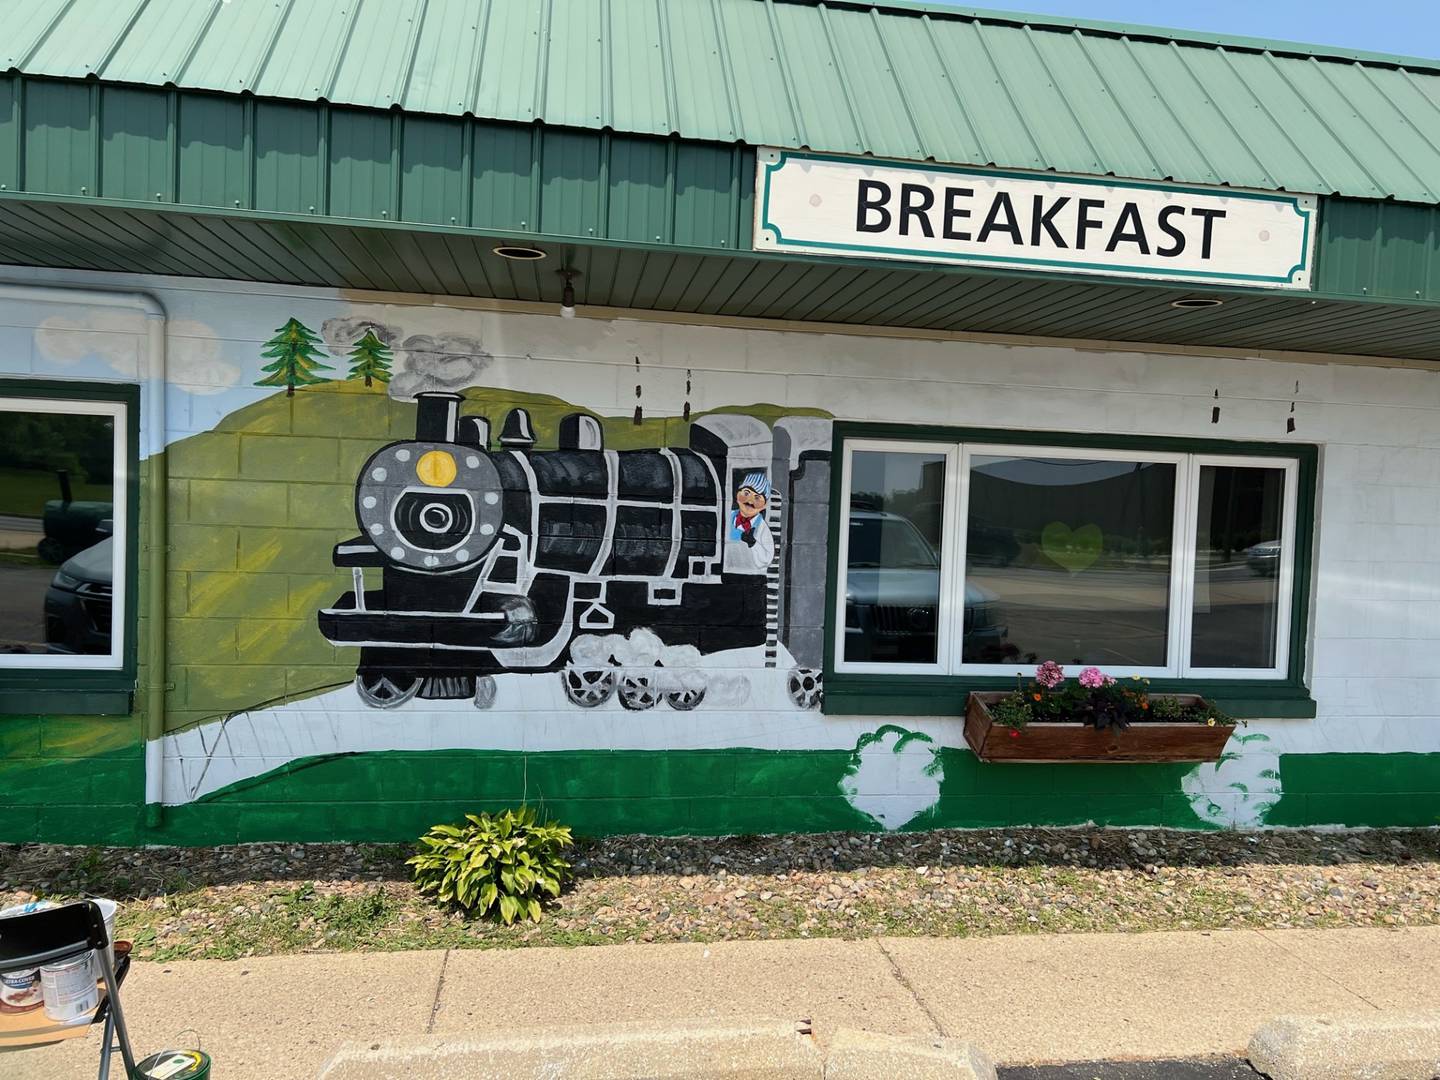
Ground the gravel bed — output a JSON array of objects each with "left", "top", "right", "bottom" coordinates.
[{"left": 1, "top": 828, "right": 1436, "bottom": 961}]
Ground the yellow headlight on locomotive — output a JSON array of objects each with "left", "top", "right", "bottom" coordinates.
[{"left": 416, "top": 449, "right": 457, "bottom": 487}]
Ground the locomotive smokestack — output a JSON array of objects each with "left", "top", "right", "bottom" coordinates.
[{"left": 414, "top": 392, "right": 463, "bottom": 443}]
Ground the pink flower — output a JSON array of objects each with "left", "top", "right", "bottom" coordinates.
[
  {"left": 1078, "top": 666, "right": 1105, "bottom": 689},
  {"left": 1035, "top": 660, "right": 1065, "bottom": 689}
]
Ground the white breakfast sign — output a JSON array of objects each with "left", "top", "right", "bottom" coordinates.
[{"left": 754, "top": 149, "right": 1316, "bottom": 290}]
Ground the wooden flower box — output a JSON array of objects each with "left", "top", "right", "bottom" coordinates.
[{"left": 964, "top": 692, "right": 1235, "bottom": 764}]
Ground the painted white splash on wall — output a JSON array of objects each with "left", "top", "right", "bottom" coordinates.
[
  {"left": 1182, "top": 731, "right": 1282, "bottom": 827},
  {"left": 838, "top": 727, "right": 944, "bottom": 830}
]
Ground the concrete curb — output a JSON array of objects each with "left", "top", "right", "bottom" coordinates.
[
  {"left": 317, "top": 1019, "right": 1001, "bottom": 1079},
  {"left": 316, "top": 1018, "right": 824, "bottom": 1079},
  {"left": 824, "top": 1028, "right": 997, "bottom": 1079},
  {"left": 1248, "top": 1012, "right": 1440, "bottom": 1080}
]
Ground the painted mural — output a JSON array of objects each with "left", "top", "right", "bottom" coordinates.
[
  {"left": 4, "top": 276, "right": 1440, "bottom": 846},
  {"left": 319, "top": 389, "right": 829, "bottom": 714},
  {"left": 137, "top": 309, "right": 875, "bottom": 830}
]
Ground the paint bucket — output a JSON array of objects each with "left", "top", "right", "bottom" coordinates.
[
  {"left": 134, "top": 1050, "right": 212, "bottom": 1079},
  {"left": 0, "top": 967, "right": 44, "bottom": 1011},
  {"left": 89, "top": 898, "right": 119, "bottom": 976},
  {"left": 0, "top": 901, "right": 57, "bottom": 1013},
  {"left": 39, "top": 952, "right": 99, "bottom": 1023}
]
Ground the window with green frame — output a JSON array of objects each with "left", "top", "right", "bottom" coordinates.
[
  {"left": 0, "top": 378, "right": 140, "bottom": 711},
  {"left": 823, "top": 423, "right": 1316, "bottom": 718}
]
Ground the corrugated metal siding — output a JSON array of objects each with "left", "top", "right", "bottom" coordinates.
[
  {"left": 22, "top": 81, "right": 96, "bottom": 197},
  {"left": 100, "top": 86, "right": 169, "bottom": 203},
  {"left": 175, "top": 95, "right": 246, "bottom": 210},
  {"left": 4, "top": 73, "right": 1436, "bottom": 310},
  {"left": 1317, "top": 199, "right": 1440, "bottom": 303},
  {"left": 0, "top": 76, "right": 759, "bottom": 250},
  {"left": 401, "top": 116, "right": 467, "bottom": 227},
  {"left": 7, "top": 0, "right": 1440, "bottom": 201}
]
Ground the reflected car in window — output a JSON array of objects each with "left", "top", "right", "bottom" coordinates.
[
  {"left": 39, "top": 470, "right": 113, "bottom": 565},
  {"left": 44, "top": 535, "right": 114, "bottom": 655},
  {"left": 1246, "top": 539, "right": 1282, "bottom": 577},
  {"left": 844, "top": 511, "right": 1006, "bottom": 662}
]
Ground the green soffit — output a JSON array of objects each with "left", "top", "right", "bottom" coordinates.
[{"left": 5, "top": 0, "right": 1440, "bottom": 203}]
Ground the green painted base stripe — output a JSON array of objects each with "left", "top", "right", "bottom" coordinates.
[
  {"left": 1266, "top": 753, "right": 1440, "bottom": 827},
  {"left": 4, "top": 742, "right": 1439, "bottom": 845}
]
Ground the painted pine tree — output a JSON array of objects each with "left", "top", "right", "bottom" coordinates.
[
  {"left": 255, "top": 318, "right": 333, "bottom": 397},
  {"left": 346, "top": 329, "right": 394, "bottom": 388}
]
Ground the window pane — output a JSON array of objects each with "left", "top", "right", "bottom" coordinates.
[
  {"left": 1190, "top": 465, "right": 1285, "bottom": 669},
  {"left": 844, "top": 449, "right": 947, "bottom": 664},
  {"left": 964, "top": 455, "right": 1175, "bottom": 668},
  {"left": 0, "top": 410, "right": 116, "bottom": 657}
]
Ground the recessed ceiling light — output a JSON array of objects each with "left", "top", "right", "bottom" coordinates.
[
  {"left": 1170, "top": 297, "right": 1224, "bottom": 310},
  {"left": 492, "top": 244, "right": 548, "bottom": 261}
]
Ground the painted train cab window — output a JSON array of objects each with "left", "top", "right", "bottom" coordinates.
[
  {"left": 834, "top": 435, "right": 1305, "bottom": 682},
  {"left": 0, "top": 391, "right": 132, "bottom": 673}
]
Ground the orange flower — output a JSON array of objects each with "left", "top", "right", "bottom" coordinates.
[{"left": 1032, "top": 692, "right": 1042, "bottom": 701}]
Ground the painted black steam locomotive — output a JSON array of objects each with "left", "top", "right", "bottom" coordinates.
[{"left": 319, "top": 391, "right": 794, "bottom": 710}]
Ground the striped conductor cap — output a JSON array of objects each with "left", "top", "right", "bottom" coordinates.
[{"left": 739, "top": 471, "right": 770, "bottom": 497}]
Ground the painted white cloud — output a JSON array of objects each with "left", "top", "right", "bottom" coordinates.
[
  {"left": 34, "top": 309, "right": 144, "bottom": 376},
  {"left": 168, "top": 320, "right": 241, "bottom": 395},
  {"left": 34, "top": 311, "right": 239, "bottom": 394}
]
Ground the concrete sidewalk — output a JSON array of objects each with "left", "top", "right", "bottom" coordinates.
[{"left": 10, "top": 926, "right": 1438, "bottom": 1079}]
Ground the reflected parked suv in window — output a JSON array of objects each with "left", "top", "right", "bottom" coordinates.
[
  {"left": 1246, "top": 539, "right": 1282, "bottom": 577},
  {"left": 844, "top": 510, "right": 1007, "bottom": 663},
  {"left": 44, "top": 533, "right": 114, "bottom": 655}
]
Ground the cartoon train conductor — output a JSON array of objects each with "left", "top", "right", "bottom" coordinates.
[{"left": 318, "top": 391, "right": 829, "bottom": 711}]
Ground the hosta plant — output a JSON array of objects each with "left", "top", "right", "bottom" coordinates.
[{"left": 407, "top": 808, "right": 574, "bottom": 924}]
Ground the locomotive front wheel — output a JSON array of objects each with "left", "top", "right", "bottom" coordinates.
[
  {"left": 617, "top": 674, "right": 660, "bottom": 711},
  {"left": 787, "top": 667, "right": 823, "bottom": 710},
  {"left": 664, "top": 687, "right": 706, "bottom": 711},
  {"left": 355, "top": 672, "right": 422, "bottom": 709},
  {"left": 562, "top": 666, "right": 617, "bottom": 708}
]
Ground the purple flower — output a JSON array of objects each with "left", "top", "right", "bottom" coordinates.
[
  {"left": 1078, "top": 666, "right": 1105, "bottom": 689},
  {"left": 1035, "top": 660, "right": 1065, "bottom": 689}
]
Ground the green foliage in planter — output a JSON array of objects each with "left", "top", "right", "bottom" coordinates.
[
  {"left": 989, "top": 691, "right": 1033, "bottom": 730},
  {"left": 990, "top": 663, "right": 1236, "bottom": 732},
  {"left": 407, "top": 808, "right": 574, "bottom": 924}
]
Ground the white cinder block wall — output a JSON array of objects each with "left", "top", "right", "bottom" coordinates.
[{"left": 3, "top": 268, "right": 1438, "bottom": 823}]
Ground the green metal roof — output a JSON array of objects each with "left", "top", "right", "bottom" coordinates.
[{"left": 6, "top": 0, "right": 1440, "bottom": 204}]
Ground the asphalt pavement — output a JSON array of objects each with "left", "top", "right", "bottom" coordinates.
[{"left": 0, "top": 561, "right": 52, "bottom": 648}]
